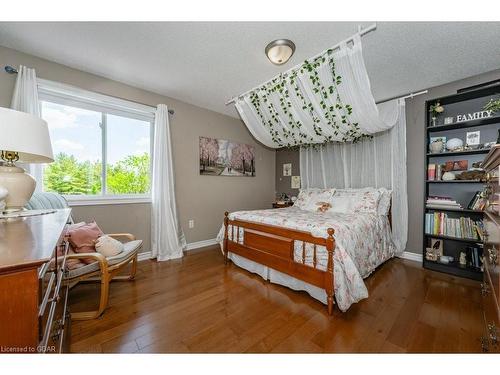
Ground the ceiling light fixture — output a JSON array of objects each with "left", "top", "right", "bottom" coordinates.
[{"left": 265, "top": 39, "right": 295, "bottom": 65}]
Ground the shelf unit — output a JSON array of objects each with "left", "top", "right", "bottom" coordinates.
[
  {"left": 426, "top": 148, "right": 490, "bottom": 157},
  {"left": 423, "top": 83, "right": 500, "bottom": 281}
]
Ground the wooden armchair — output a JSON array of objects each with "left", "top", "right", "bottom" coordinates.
[
  {"left": 26, "top": 192, "right": 142, "bottom": 321},
  {"left": 64, "top": 233, "right": 142, "bottom": 320}
]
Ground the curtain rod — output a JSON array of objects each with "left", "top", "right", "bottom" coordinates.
[
  {"left": 4, "top": 65, "right": 175, "bottom": 115},
  {"left": 225, "top": 23, "right": 377, "bottom": 105},
  {"left": 375, "top": 89, "right": 428, "bottom": 105}
]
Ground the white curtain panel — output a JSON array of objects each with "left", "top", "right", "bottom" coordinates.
[
  {"left": 10, "top": 65, "right": 43, "bottom": 188},
  {"left": 151, "top": 104, "right": 186, "bottom": 261},
  {"left": 235, "top": 35, "right": 394, "bottom": 148},
  {"left": 300, "top": 99, "right": 408, "bottom": 253}
]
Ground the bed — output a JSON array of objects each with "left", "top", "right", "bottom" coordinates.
[{"left": 216, "top": 187, "right": 396, "bottom": 314}]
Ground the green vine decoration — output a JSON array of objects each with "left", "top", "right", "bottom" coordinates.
[{"left": 248, "top": 47, "right": 369, "bottom": 148}]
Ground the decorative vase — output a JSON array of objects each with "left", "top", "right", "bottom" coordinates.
[
  {"left": 431, "top": 117, "right": 437, "bottom": 127},
  {"left": 0, "top": 185, "right": 7, "bottom": 211},
  {"left": 429, "top": 140, "right": 443, "bottom": 154}
]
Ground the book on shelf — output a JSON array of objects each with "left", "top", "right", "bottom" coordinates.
[
  {"left": 466, "top": 246, "right": 483, "bottom": 270},
  {"left": 467, "top": 191, "right": 486, "bottom": 211},
  {"left": 424, "top": 211, "right": 483, "bottom": 240},
  {"left": 427, "top": 164, "right": 436, "bottom": 181},
  {"left": 426, "top": 195, "right": 462, "bottom": 210}
]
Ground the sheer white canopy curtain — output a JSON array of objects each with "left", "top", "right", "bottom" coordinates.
[
  {"left": 234, "top": 34, "right": 394, "bottom": 148},
  {"left": 151, "top": 104, "right": 187, "bottom": 261},
  {"left": 300, "top": 99, "right": 408, "bottom": 253},
  {"left": 10, "top": 65, "right": 43, "bottom": 188}
]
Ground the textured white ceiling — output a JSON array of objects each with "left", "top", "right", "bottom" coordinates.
[{"left": 0, "top": 22, "right": 499, "bottom": 118}]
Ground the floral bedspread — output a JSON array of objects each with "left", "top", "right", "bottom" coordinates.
[{"left": 216, "top": 206, "right": 396, "bottom": 311}]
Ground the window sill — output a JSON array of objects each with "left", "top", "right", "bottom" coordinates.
[{"left": 65, "top": 196, "right": 152, "bottom": 207}]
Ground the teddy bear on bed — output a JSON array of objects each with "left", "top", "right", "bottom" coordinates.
[{"left": 316, "top": 201, "right": 332, "bottom": 213}]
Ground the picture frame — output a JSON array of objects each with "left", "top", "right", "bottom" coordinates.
[
  {"left": 291, "top": 176, "right": 301, "bottom": 189},
  {"left": 430, "top": 239, "right": 443, "bottom": 258},
  {"left": 283, "top": 163, "right": 292, "bottom": 176},
  {"left": 466, "top": 131, "right": 480, "bottom": 147},
  {"left": 444, "top": 116, "right": 454, "bottom": 125},
  {"left": 199, "top": 136, "right": 255, "bottom": 176},
  {"left": 444, "top": 160, "right": 468, "bottom": 172}
]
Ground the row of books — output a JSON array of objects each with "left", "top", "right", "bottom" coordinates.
[
  {"left": 425, "top": 212, "right": 484, "bottom": 240},
  {"left": 426, "top": 195, "right": 462, "bottom": 210}
]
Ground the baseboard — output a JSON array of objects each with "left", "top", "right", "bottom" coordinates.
[
  {"left": 137, "top": 251, "right": 152, "bottom": 262},
  {"left": 186, "top": 238, "right": 218, "bottom": 251},
  {"left": 397, "top": 251, "right": 422, "bottom": 263},
  {"left": 137, "top": 238, "right": 218, "bottom": 262}
]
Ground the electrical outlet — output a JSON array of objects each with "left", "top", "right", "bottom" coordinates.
[{"left": 188, "top": 219, "right": 194, "bottom": 229}]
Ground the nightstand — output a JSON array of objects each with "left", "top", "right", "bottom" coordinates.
[{"left": 272, "top": 202, "right": 294, "bottom": 208}]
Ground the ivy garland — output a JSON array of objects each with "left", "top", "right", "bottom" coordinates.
[{"left": 248, "top": 48, "right": 370, "bottom": 148}]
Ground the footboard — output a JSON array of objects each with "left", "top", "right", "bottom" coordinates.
[{"left": 223, "top": 212, "right": 336, "bottom": 315}]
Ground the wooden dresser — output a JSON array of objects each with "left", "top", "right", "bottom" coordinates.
[
  {"left": 481, "top": 145, "right": 500, "bottom": 352},
  {"left": 0, "top": 209, "right": 72, "bottom": 353}
]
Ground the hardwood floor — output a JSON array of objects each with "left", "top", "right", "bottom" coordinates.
[{"left": 69, "top": 246, "right": 484, "bottom": 353}]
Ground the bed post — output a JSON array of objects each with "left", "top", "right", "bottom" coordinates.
[
  {"left": 223, "top": 211, "right": 229, "bottom": 265},
  {"left": 326, "top": 228, "right": 335, "bottom": 315}
]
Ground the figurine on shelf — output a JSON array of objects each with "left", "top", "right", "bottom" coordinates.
[{"left": 459, "top": 251, "right": 467, "bottom": 266}]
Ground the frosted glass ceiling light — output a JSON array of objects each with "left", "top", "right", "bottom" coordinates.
[{"left": 265, "top": 39, "right": 295, "bottom": 65}]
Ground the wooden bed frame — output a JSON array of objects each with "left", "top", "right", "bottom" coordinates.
[
  {"left": 223, "top": 207, "right": 392, "bottom": 315},
  {"left": 223, "top": 212, "right": 336, "bottom": 314}
]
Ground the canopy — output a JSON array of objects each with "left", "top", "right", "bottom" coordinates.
[{"left": 234, "top": 35, "right": 396, "bottom": 148}]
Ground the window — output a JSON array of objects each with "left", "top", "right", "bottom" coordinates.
[{"left": 38, "top": 80, "right": 154, "bottom": 204}]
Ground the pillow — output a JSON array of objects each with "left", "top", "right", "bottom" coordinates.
[
  {"left": 377, "top": 188, "right": 392, "bottom": 216},
  {"left": 295, "top": 188, "right": 336, "bottom": 212},
  {"left": 329, "top": 188, "right": 381, "bottom": 214},
  {"left": 95, "top": 235, "right": 124, "bottom": 257},
  {"left": 302, "top": 190, "right": 336, "bottom": 213},
  {"left": 67, "top": 221, "right": 104, "bottom": 264}
]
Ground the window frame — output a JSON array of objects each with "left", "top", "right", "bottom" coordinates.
[{"left": 38, "top": 79, "right": 155, "bottom": 206}]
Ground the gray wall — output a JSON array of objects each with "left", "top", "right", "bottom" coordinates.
[
  {"left": 275, "top": 149, "right": 300, "bottom": 198},
  {"left": 0, "top": 45, "right": 276, "bottom": 252},
  {"left": 275, "top": 68, "right": 500, "bottom": 254}
]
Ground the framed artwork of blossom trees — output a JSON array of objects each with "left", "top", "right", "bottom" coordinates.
[{"left": 199, "top": 136, "right": 255, "bottom": 176}]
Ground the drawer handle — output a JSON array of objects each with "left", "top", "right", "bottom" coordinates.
[
  {"left": 488, "top": 247, "right": 498, "bottom": 266},
  {"left": 488, "top": 324, "right": 498, "bottom": 345},
  {"left": 481, "top": 283, "right": 490, "bottom": 296},
  {"left": 481, "top": 336, "right": 489, "bottom": 352}
]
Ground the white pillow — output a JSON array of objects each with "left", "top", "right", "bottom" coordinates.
[
  {"left": 295, "top": 188, "right": 336, "bottom": 212},
  {"left": 377, "top": 188, "right": 392, "bottom": 216},
  {"left": 329, "top": 188, "right": 381, "bottom": 214},
  {"left": 302, "top": 190, "right": 336, "bottom": 213},
  {"left": 95, "top": 235, "right": 124, "bottom": 257}
]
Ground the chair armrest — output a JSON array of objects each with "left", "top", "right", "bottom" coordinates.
[
  {"left": 66, "top": 252, "right": 108, "bottom": 274},
  {"left": 107, "top": 233, "right": 136, "bottom": 241}
]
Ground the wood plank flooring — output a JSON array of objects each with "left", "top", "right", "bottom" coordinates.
[{"left": 69, "top": 246, "right": 484, "bottom": 353}]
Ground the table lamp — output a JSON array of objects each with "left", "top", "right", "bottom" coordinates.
[{"left": 0, "top": 107, "right": 53, "bottom": 211}]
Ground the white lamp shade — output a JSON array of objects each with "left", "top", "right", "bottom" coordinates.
[{"left": 0, "top": 106, "right": 53, "bottom": 163}]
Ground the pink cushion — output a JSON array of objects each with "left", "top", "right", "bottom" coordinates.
[{"left": 67, "top": 221, "right": 104, "bottom": 264}]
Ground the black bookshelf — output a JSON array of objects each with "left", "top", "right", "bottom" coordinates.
[
  {"left": 425, "top": 180, "right": 484, "bottom": 183},
  {"left": 423, "top": 84, "right": 499, "bottom": 280},
  {"left": 426, "top": 148, "right": 490, "bottom": 157}
]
